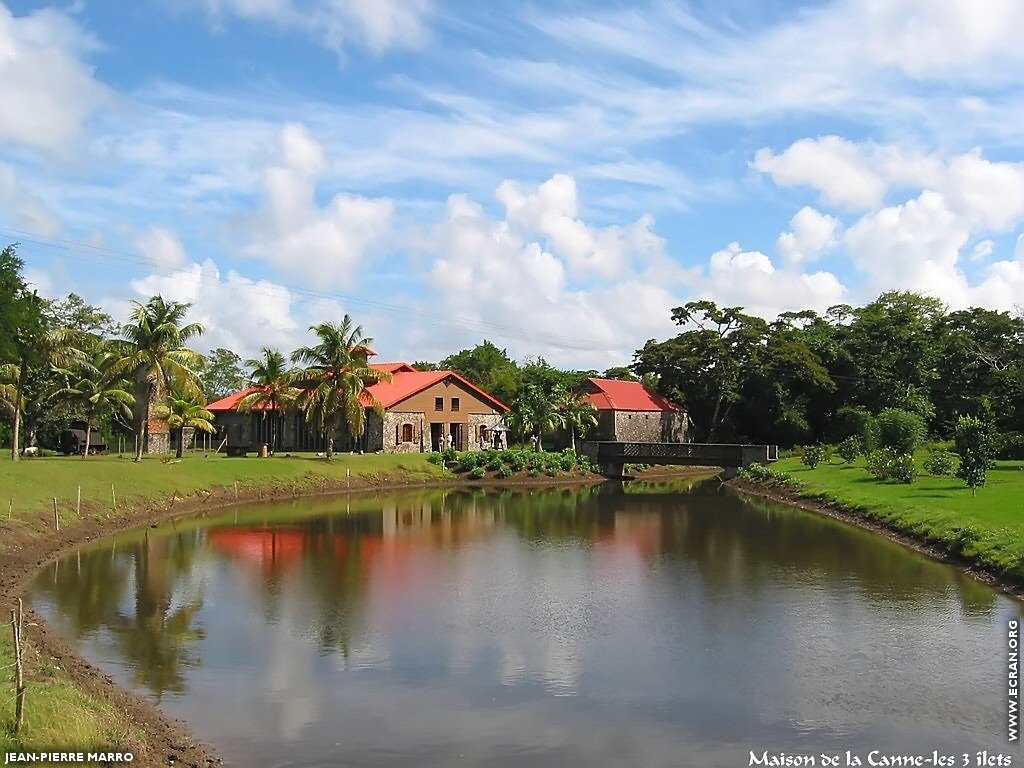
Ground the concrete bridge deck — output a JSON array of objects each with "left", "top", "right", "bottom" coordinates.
[{"left": 580, "top": 441, "right": 779, "bottom": 478}]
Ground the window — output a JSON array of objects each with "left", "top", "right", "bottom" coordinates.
[
  {"left": 402, "top": 423, "right": 414, "bottom": 443},
  {"left": 451, "top": 397, "right": 460, "bottom": 412},
  {"left": 435, "top": 397, "right": 443, "bottom": 411}
]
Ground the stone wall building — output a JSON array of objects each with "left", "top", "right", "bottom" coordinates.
[
  {"left": 207, "top": 361, "right": 509, "bottom": 454},
  {"left": 582, "top": 377, "right": 690, "bottom": 443}
]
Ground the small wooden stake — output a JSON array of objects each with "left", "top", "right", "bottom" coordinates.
[
  {"left": 53, "top": 497, "right": 59, "bottom": 531},
  {"left": 234, "top": 481, "right": 239, "bottom": 499},
  {"left": 11, "top": 599, "right": 25, "bottom": 733},
  {"left": 111, "top": 484, "right": 117, "bottom": 513},
  {"left": 8, "top": 498, "right": 11, "bottom": 521},
  {"left": 76, "top": 485, "right": 81, "bottom": 516}
]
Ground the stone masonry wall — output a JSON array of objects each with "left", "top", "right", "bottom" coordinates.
[
  {"left": 467, "top": 412, "right": 504, "bottom": 450},
  {"left": 611, "top": 411, "right": 689, "bottom": 442},
  {"left": 381, "top": 411, "right": 425, "bottom": 453}
]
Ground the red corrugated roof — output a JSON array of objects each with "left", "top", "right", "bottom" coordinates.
[
  {"left": 209, "top": 368, "right": 509, "bottom": 413},
  {"left": 207, "top": 387, "right": 277, "bottom": 412},
  {"left": 370, "top": 362, "right": 417, "bottom": 374},
  {"left": 361, "top": 370, "right": 509, "bottom": 411},
  {"left": 584, "top": 377, "right": 682, "bottom": 412}
]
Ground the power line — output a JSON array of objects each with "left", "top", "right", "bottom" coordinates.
[{"left": 1, "top": 226, "right": 624, "bottom": 354}]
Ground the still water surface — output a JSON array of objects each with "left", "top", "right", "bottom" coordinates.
[{"left": 31, "top": 480, "right": 1020, "bottom": 767}]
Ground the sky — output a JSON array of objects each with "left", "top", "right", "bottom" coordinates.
[{"left": 2, "top": 0, "right": 1024, "bottom": 370}]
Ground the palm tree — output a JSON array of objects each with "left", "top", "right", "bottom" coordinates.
[
  {"left": 559, "top": 390, "right": 598, "bottom": 452},
  {"left": 291, "top": 316, "right": 390, "bottom": 459},
  {"left": 154, "top": 389, "right": 216, "bottom": 459},
  {"left": 56, "top": 351, "right": 134, "bottom": 458},
  {"left": 109, "top": 296, "right": 204, "bottom": 461},
  {"left": 507, "top": 384, "right": 563, "bottom": 451},
  {"left": 236, "top": 347, "right": 299, "bottom": 451}
]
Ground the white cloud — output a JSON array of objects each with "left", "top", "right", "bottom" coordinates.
[
  {"left": 129, "top": 258, "right": 301, "bottom": 357},
  {"left": 753, "top": 137, "right": 891, "bottom": 210},
  {"left": 242, "top": 123, "right": 394, "bottom": 287},
  {"left": 700, "top": 242, "right": 847, "bottom": 319},
  {"left": 0, "top": 163, "right": 61, "bottom": 235},
  {"left": 843, "top": 191, "right": 971, "bottom": 303},
  {"left": 856, "top": 0, "right": 1024, "bottom": 79},
  {"left": 135, "top": 226, "right": 189, "bottom": 269},
  {"left": 495, "top": 174, "right": 663, "bottom": 279},
  {"left": 756, "top": 138, "right": 1024, "bottom": 232},
  {"left": 416, "top": 182, "right": 688, "bottom": 367},
  {"left": 776, "top": 207, "right": 840, "bottom": 267},
  {"left": 200, "top": 0, "right": 431, "bottom": 55},
  {"left": 0, "top": 3, "right": 110, "bottom": 152}
]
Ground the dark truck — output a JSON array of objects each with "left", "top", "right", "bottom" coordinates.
[{"left": 60, "top": 421, "right": 106, "bottom": 455}]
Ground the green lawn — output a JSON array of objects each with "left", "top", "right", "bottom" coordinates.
[
  {"left": 771, "top": 454, "right": 1024, "bottom": 576},
  {"left": 0, "top": 451, "right": 444, "bottom": 535}
]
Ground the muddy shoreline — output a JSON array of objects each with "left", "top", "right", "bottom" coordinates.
[{"left": 728, "top": 477, "right": 1024, "bottom": 600}]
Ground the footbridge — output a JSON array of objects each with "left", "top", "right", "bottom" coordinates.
[{"left": 580, "top": 441, "right": 779, "bottom": 478}]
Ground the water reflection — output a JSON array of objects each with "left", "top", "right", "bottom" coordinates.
[{"left": 31, "top": 481, "right": 1020, "bottom": 767}]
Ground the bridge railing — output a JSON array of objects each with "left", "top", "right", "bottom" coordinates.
[{"left": 582, "top": 441, "right": 778, "bottom": 468}]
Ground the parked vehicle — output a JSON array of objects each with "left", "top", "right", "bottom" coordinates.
[{"left": 60, "top": 421, "right": 106, "bottom": 455}]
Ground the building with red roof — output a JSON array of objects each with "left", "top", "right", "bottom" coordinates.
[
  {"left": 582, "top": 377, "right": 691, "bottom": 443},
  {"left": 207, "top": 355, "right": 509, "bottom": 454}
]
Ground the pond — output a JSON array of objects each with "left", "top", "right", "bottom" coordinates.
[{"left": 30, "top": 479, "right": 1019, "bottom": 767}]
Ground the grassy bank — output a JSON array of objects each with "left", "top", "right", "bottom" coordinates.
[
  {"left": 0, "top": 451, "right": 444, "bottom": 535},
  {"left": 0, "top": 451, "right": 446, "bottom": 764},
  {"left": 753, "top": 453, "right": 1024, "bottom": 579}
]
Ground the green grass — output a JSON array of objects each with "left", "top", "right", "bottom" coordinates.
[
  {"left": 771, "top": 453, "right": 1024, "bottom": 576},
  {"left": 0, "top": 451, "right": 444, "bottom": 534},
  {"left": 0, "top": 642, "right": 142, "bottom": 757}
]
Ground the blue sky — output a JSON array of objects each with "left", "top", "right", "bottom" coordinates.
[{"left": 2, "top": 0, "right": 1024, "bottom": 369}]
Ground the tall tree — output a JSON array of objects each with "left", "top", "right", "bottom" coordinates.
[
  {"left": 843, "top": 292, "right": 944, "bottom": 423},
  {"left": 236, "top": 347, "right": 298, "bottom": 451},
  {"left": 200, "top": 348, "right": 247, "bottom": 400},
  {"left": 441, "top": 340, "right": 521, "bottom": 406},
  {"left": 110, "top": 296, "right": 205, "bottom": 461},
  {"left": 633, "top": 301, "right": 769, "bottom": 441},
  {"left": 291, "top": 316, "right": 390, "bottom": 459},
  {"left": 558, "top": 389, "right": 597, "bottom": 451},
  {"left": 0, "top": 245, "right": 44, "bottom": 459},
  {"left": 507, "top": 383, "right": 564, "bottom": 451}
]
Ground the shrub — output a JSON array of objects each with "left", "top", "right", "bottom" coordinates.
[
  {"left": 739, "top": 462, "right": 794, "bottom": 485},
  {"left": 866, "top": 448, "right": 916, "bottom": 483},
  {"left": 888, "top": 452, "right": 917, "bottom": 484},
  {"left": 442, "top": 446, "right": 457, "bottom": 464},
  {"left": 875, "top": 408, "right": 926, "bottom": 454},
  {"left": 496, "top": 465, "right": 513, "bottom": 478},
  {"left": 865, "top": 448, "right": 895, "bottom": 480},
  {"left": 955, "top": 415, "right": 993, "bottom": 497},
  {"left": 557, "top": 449, "right": 576, "bottom": 471},
  {"left": 527, "top": 467, "right": 539, "bottom": 477},
  {"left": 468, "top": 466, "right": 486, "bottom": 479},
  {"left": 801, "top": 444, "right": 826, "bottom": 469},
  {"left": 507, "top": 451, "right": 528, "bottom": 471},
  {"left": 922, "top": 450, "right": 957, "bottom": 476},
  {"left": 427, "top": 452, "right": 444, "bottom": 465},
  {"left": 837, "top": 436, "right": 862, "bottom": 463}
]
